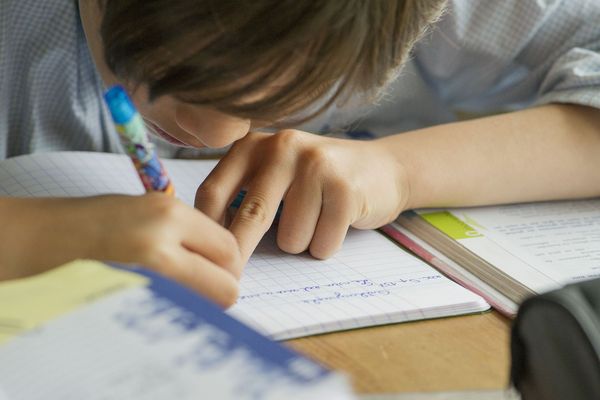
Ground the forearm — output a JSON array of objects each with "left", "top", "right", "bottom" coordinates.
[
  {"left": 0, "top": 197, "right": 91, "bottom": 280},
  {"left": 379, "top": 104, "right": 600, "bottom": 210}
]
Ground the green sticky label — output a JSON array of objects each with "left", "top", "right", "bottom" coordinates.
[{"left": 421, "top": 211, "right": 482, "bottom": 239}]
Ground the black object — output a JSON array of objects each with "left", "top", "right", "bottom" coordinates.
[{"left": 511, "top": 278, "right": 600, "bottom": 400}]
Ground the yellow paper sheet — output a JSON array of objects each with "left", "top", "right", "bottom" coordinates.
[{"left": 0, "top": 260, "right": 147, "bottom": 345}]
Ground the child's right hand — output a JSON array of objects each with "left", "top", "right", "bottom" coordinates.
[{"left": 0, "top": 194, "right": 241, "bottom": 307}]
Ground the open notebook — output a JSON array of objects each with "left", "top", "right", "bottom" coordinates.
[
  {"left": 391, "top": 201, "right": 600, "bottom": 317},
  {"left": 0, "top": 152, "right": 488, "bottom": 339}
]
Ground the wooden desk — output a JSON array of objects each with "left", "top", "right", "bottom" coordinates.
[{"left": 286, "top": 311, "right": 511, "bottom": 394}]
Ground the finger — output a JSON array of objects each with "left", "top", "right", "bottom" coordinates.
[
  {"left": 309, "top": 185, "right": 353, "bottom": 259},
  {"left": 180, "top": 207, "right": 243, "bottom": 278},
  {"left": 152, "top": 249, "right": 240, "bottom": 308},
  {"left": 194, "top": 145, "right": 250, "bottom": 224},
  {"left": 229, "top": 170, "right": 291, "bottom": 261},
  {"left": 276, "top": 176, "right": 322, "bottom": 254}
]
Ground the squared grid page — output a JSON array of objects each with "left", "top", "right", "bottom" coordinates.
[
  {"left": 229, "top": 229, "right": 488, "bottom": 340},
  {"left": 0, "top": 152, "right": 217, "bottom": 202},
  {"left": 0, "top": 152, "right": 487, "bottom": 340},
  {"left": 0, "top": 152, "right": 142, "bottom": 197}
]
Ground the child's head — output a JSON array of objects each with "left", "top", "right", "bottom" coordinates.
[{"left": 94, "top": 0, "right": 446, "bottom": 147}]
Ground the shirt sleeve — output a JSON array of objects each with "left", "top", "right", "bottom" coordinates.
[
  {"left": 414, "top": 0, "right": 600, "bottom": 112},
  {"left": 534, "top": 6, "right": 600, "bottom": 109}
]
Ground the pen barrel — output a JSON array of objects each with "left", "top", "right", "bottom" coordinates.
[
  {"left": 104, "top": 85, "right": 174, "bottom": 195},
  {"left": 116, "top": 115, "right": 175, "bottom": 195}
]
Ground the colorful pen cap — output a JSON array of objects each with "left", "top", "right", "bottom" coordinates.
[{"left": 104, "top": 85, "right": 137, "bottom": 125}]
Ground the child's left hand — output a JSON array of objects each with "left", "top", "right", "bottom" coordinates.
[{"left": 195, "top": 130, "right": 410, "bottom": 262}]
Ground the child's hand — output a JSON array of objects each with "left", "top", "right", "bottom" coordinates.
[
  {"left": 195, "top": 130, "right": 410, "bottom": 262},
  {"left": 0, "top": 194, "right": 241, "bottom": 307}
]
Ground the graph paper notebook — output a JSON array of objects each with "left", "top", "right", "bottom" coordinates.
[{"left": 0, "top": 152, "right": 488, "bottom": 339}]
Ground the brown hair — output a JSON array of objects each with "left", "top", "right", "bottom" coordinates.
[{"left": 101, "top": 0, "right": 446, "bottom": 123}]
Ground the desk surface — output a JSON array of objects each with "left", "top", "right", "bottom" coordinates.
[{"left": 287, "top": 311, "right": 511, "bottom": 394}]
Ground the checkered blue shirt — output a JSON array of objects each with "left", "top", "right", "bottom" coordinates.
[
  {"left": 0, "top": 0, "right": 125, "bottom": 159},
  {"left": 310, "top": 0, "right": 600, "bottom": 137}
]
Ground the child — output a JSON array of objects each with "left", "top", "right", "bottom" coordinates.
[{"left": 1, "top": 0, "right": 599, "bottom": 307}]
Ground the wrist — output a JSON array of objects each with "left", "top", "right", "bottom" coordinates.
[{"left": 372, "top": 137, "right": 414, "bottom": 213}]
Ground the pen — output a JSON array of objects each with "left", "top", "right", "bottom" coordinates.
[{"left": 104, "top": 85, "right": 175, "bottom": 195}]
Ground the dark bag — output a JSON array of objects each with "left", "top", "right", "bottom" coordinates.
[{"left": 510, "top": 278, "right": 600, "bottom": 400}]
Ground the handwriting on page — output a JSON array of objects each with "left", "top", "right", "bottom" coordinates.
[
  {"left": 460, "top": 200, "right": 600, "bottom": 283},
  {"left": 236, "top": 229, "right": 446, "bottom": 307},
  {"left": 228, "top": 228, "right": 486, "bottom": 340},
  {"left": 238, "top": 275, "right": 443, "bottom": 305}
]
